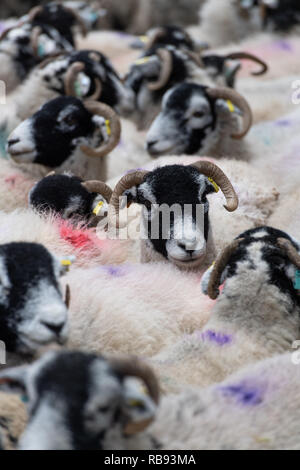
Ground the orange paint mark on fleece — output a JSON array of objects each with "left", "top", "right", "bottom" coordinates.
[{"left": 59, "top": 220, "right": 104, "bottom": 252}]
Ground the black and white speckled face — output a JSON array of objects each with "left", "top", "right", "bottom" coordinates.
[
  {"left": 35, "top": 50, "right": 134, "bottom": 115},
  {"left": 0, "top": 242, "right": 70, "bottom": 355},
  {"left": 7, "top": 96, "right": 108, "bottom": 168},
  {"left": 124, "top": 165, "right": 216, "bottom": 266},
  {"left": 146, "top": 83, "right": 217, "bottom": 156},
  {"left": 0, "top": 351, "right": 157, "bottom": 450},
  {"left": 202, "top": 226, "right": 300, "bottom": 307}
]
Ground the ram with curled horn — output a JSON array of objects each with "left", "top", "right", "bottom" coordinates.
[{"left": 108, "top": 160, "right": 239, "bottom": 272}]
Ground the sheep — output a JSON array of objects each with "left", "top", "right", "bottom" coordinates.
[
  {"left": 1, "top": 49, "right": 135, "bottom": 136},
  {"left": 2, "top": 350, "right": 300, "bottom": 450},
  {"left": 29, "top": 174, "right": 112, "bottom": 224},
  {"left": 0, "top": 22, "right": 73, "bottom": 94},
  {"left": 64, "top": 1, "right": 107, "bottom": 32},
  {"left": 124, "top": 46, "right": 267, "bottom": 129},
  {"left": 0, "top": 350, "right": 160, "bottom": 450},
  {"left": 0, "top": 392, "right": 27, "bottom": 450},
  {"left": 145, "top": 82, "right": 300, "bottom": 166},
  {"left": 6, "top": 96, "right": 121, "bottom": 181},
  {"left": 107, "top": 158, "right": 280, "bottom": 272},
  {"left": 192, "top": 0, "right": 300, "bottom": 48},
  {"left": 150, "top": 226, "right": 300, "bottom": 393},
  {"left": 0, "top": 241, "right": 72, "bottom": 367}
]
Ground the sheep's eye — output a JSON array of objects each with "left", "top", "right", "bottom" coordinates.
[
  {"left": 64, "top": 115, "right": 77, "bottom": 127},
  {"left": 98, "top": 406, "right": 110, "bottom": 413},
  {"left": 193, "top": 111, "right": 205, "bottom": 118}
]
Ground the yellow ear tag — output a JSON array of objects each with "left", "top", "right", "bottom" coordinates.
[
  {"left": 227, "top": 100, "right": 235, "bottom": 113},
  {"left": 93, "top": 201, "right": 104, "bottom": 216},
  {"left": 135, "top": 56, "right": 151, "bottom": 66},
  {"left": 105, "top": 119, "right": 111, "bottom": 136},
  {"left": 139, "top": 35, "right": 149, "bottom": 43},
  {"left": 208, "top": 177, "right": 219, "bottom": 193},
  {"left": 61, "top": 259, "right": 72, "bottom": 272},
  {"left": 61, "top": 259, "right": 72, "bottom": 267}
]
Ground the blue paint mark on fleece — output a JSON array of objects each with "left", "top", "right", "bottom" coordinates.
[
  {"left": 201, "top": 330, "right": 232, "bottom": 346},
  {"left": 220, "top": 383, "right": 264, "bottom": 406},
  {"left": 275, "top": 119, "right": 291, "bottom": 127}
]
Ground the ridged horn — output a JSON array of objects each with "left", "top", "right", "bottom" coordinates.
[
  {"left": 81, "top": 180, "right": 113, "bottom": 202},
  {"left": 225, "top": 52, "right": 268, "bottom": 76},
  {"left": 207, "top": 238, "right": 243, "bottom": 300},
  {"left": 148, "top": 48, "right": 173, "bottom": 91},
  {"left": 63, "top": 6, "right": 88, "bottom": 37},
  {"left": 108, "top": 171, "right": 149, "bottom": 227},
  {"left": 80, "top": 101, "right": 121, "bottom": 158},
  {"left": 207, "top": 87, "right": 253, "bottom": 139},
  {"left": 110, "top": 357, "right": 160, "bottom": 435},
  {"left": 65, "top": 284, "right": 71, "bottom": 309},
  {"left": 64, "top": 61, "right": 85, "bottom": 96},
  {"left": 277, "top": 238, "right": 300, "bottom": 268},
  {"left": 190, "top": 160, "right": 239, "bottom": 212}
]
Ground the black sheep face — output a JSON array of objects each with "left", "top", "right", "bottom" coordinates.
[
  {"left": 0, "top": 242, "right": 70, "bottom": 356},
  {"left": 260, "top": 0, "right": 300, "bottom": 31},
  {"left": 0, "top": 23, "right": 69, "bottom": 80},
  {"left": 202, "top": 226, "right": 300, "bottom": 309},
  {"left": 64, "top": 1, "right": 104, "bottom": 30},
  {"left": 0, "top": 351, "right": 157, "bottom": 450},
  {"left": 7, "top": 96, "right": 109, "bottom": 168},
  {"left": 29, "top": 174, "right": 108, "bottom": 221},
  {"left": 146, "top": 83, "right": 220, "bottom": 156},
  {"left": 30, "top": 2, "right": 80, "bottom": 46},
  {"left": 124, "top": 165, "right": 216, "bottom": 266},
  {"left": 35, "top": 50, "right": 134, "bottom": 115}
]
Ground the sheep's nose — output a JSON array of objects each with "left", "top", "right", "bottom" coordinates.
[
  {"left": 7, "top": 138, "right": 20, "bottom": 148},
  {"left": 41, "top": 321, "right": 65, "bottom": 336},
  {"left": 178, "top": 238, "right": 197, "bottom": 251},
  {"left": 147, "top": 140, "right": 158, "bottom": 151}
]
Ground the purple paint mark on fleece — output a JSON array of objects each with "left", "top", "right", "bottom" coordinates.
[
  {"left": 125, "top": 168, "right": 145, "bottom": 175},
  {"left": 275, "top": 119, "right": 291, "bottom": 127},
  {"left": 273, "top": 40, "right": 293, "bottom": 52},
  {"left": 220, "top": 382, "right": 264, "bottom": 406},
  {"left": 102, "top": 265, "right": 127, "bottom": 277},
  {"left": 201, "top": 330, "right": 232, "bottom": 346}
]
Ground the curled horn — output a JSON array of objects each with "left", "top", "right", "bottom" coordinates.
[
  {"left": 64, "top": 61, "right": 85, "bottom": 96},
  {"left": 207, "top": 87, "right": 253, "bottom": 139},
  {"left": 186, "top": 51, "right": 205, "bottom": 68},
  {"left": 145, "top": 27, "right": 165, "bottom": 50},
  {"left": 148, "top": 48, "right": 173, "bottom": 91},
  {"left": 207, "top": 238, "right": 243, "bottom": 300},
  {"left": 63, "top": 6, "right": 88, "bottom": 37},
  {"left": 277, "top": 238, "right": 300, "bottom": 268},
  {"left": 80, "top": 101, "right": 121, "bottom": 158},
  {"left": 65, "top": 284, "right": 71, "bottom": 309},
  {"left": 108, "top": 171, "right": 149, "bottom": 228},
  {"left": 37, "top": 53, "right": 65, "bottom": 69},
  {"left": 225, "top": 52, "right": 268, "bottom": 76},
  {"left": 81, "top": 180, "right": 113, "bottom": 203},
  {"left": 30, "top": 26, "right": 43, "bottom": 58},
  {"left": 111, "top": 357, "right": 160, "bottom": 434},
  {"left": 28, "top": 6, "right": 43, "bottom": 21},
  {"left": 190, "top": 160, "right": 239, "bottom": 212}
]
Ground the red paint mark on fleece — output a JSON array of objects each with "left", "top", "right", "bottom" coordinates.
[
  {"left": 4, "top": 174, "right": 26, "bottom": 187},
  {"left": 59, "top": 220, "right": 104, "bottom": 252}
]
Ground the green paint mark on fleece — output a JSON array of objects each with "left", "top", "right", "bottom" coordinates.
[{"left": 0, "top": 122, "right": 9, "bottom": 159}]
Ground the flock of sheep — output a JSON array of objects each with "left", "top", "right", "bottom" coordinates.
[{"left": 0, "top": 0, "right": 299, "bottom": 451}]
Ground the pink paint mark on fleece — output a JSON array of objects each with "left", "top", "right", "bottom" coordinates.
[
  {"left": 59, "top": 220, "right": 105, "bottom": 252},
  {"left": 4, "top": 174, "right": 26, "bottom": 187}
]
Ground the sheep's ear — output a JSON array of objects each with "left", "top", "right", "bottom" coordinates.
[
  {"left": 0, "top": 366, "right": 28, "bottom": 395},
  {"left": 121, "top": 377, "right": 157, "bottom": 436}
]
